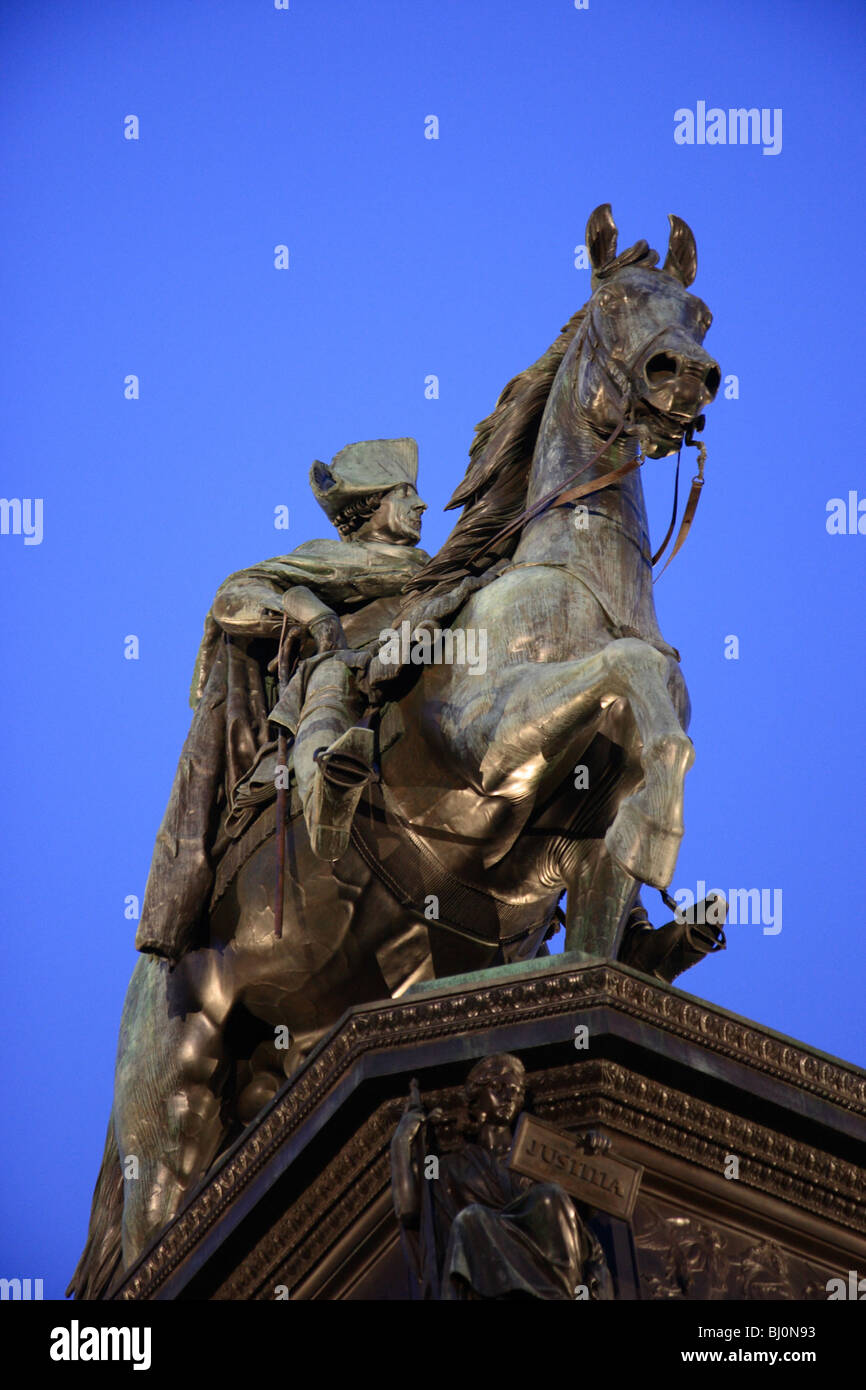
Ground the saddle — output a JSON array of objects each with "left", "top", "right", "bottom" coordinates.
[{"left": 210, "top": 700, "right": 559, "bottom": 964}]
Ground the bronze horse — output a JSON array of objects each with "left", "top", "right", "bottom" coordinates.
[{"left": 70, "top": 205, "right": 719, "bottom": 1297}]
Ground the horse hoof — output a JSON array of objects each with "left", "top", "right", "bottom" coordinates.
[{"left": 604, "top": 799, "right": 682, "bottom": 889}]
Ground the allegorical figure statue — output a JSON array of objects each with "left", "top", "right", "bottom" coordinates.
[
  {"left": 136, "top": 437, "right": 429, "bottom": 958},
  {"left": 390, "top": 1054, "right": 613, "bottom": 1300}
]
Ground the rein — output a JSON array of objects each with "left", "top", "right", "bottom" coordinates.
[
  {"left": 273, "top": 615, "right": 304, "bottom": 939},
  {"left": 653, "top": 430, "right": 706, "bottom": 579}
]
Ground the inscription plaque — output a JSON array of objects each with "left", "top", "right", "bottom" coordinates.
[{"left": 508, "top": 1115, "right": 643, "bottom": 1219}]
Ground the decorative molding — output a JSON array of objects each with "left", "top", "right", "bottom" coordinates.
[
  {"left": 532, "top": 1061, "right": 866, "bottom": 1234},
  {"left": 216, "top": 1109, "right": 399, "bottom": 1299}
]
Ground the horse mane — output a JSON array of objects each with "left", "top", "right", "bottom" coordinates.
[
  {"left": 402, "top": 305, "right": 589, "bottom": 597},
  {"left": 403, "top": 239, "right": 665, "bottom": 601}
]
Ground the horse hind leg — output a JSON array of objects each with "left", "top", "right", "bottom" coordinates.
[
  {"left": 563, "top": 836, "right": 641, "bottom": 959},
  {"left": 113, "top": 950, "right": 235, "bottom": 1268}
]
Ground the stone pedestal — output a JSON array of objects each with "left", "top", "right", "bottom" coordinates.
[{"left": 114, "top": 956, "right": 866, "bottom": 1301}]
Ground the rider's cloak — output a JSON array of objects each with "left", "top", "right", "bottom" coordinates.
[{"left": 134, "top": 537, "right": 429, "bottom": 961}]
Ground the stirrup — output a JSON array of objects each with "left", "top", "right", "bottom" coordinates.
[{"left": 314, "top": 743, "right": 378, "bottom": 789}]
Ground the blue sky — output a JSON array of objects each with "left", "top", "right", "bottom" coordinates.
[{"left": 2, "top": 0, "right": 865, "bottom": 1297}]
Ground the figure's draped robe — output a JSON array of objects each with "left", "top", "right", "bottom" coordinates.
[{"left": 429, "top": 1145, "right": 588, "bottom": 1300}]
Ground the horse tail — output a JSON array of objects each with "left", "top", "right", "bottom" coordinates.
[{"left": 66, "top": 1112, "right": 124, "bottom": 1300}]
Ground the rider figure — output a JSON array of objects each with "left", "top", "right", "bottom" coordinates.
[{"left": 211, "top": 437, "right": 428, "bottom": 860}]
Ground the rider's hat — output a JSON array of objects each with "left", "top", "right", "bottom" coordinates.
[{"left": 310, "top": 438, "right": 418, "bottom": 522}]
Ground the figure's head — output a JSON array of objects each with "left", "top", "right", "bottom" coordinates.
[
  {"left": 336, "top": 481, "right": 426, "bottom": 545},
  {"left": 310, "top": 437, "right": 424, "bottom": 543},
  {"left": 465, "top": 1054, "right": 526, "bottom": 1127},
  {"left": 570, "top": 204, "right": 721, "bottom": 458}
]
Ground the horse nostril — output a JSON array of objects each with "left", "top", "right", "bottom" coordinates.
[
  {"left": 645, "top": 352, "right": 679, "bottom": 386},
  {"left": 704, "top": 365, "right": 721, "bottom": 397}
]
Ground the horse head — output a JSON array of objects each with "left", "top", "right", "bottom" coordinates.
[{"left": 574, "top": 203, "right": 720, "bottom": 459}]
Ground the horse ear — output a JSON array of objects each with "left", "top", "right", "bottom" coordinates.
[
  {"left": 586, "top": 204, "right": 618, "bottom": 274},
  {"left": 663, "top": 214, "right": 698, "bottom": 286}
]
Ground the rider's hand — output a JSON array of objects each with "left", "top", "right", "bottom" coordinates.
[{"left": 309, "top": 614, "right": 347, "bottom": 654}]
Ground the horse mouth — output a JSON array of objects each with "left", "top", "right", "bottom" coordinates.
[{"left": 633, "top": 399, "right": 697, "bottom": 457}]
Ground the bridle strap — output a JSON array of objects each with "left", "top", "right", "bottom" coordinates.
[
  {"left": 651, "top": 449, "right": 681, "bottom": 566},
  {"left": 550, "top": 452, "right": 644, "bottom": 510}
]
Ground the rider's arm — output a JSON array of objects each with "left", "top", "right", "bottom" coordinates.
[
  {"left": 211, "top": 538, "right": 402, "bottom": 644},
  {"left": 211, "top": 575, "right": 286, "bottom": 639},
  {"left": 213, "top": 574, "right": 347, "bottom": 651}
]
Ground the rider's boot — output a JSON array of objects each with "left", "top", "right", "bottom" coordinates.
[{"left": 292, "top": 660, "right": 376, "bottom": 861}]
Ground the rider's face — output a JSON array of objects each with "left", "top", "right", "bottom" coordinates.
[{"left": 365, "top": 484, "right": 426, "bottom": 545}]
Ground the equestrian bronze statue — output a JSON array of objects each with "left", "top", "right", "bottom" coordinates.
[{"left": 70, "top": 205, "right": 722, "bottom": 1298}]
